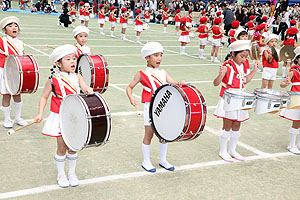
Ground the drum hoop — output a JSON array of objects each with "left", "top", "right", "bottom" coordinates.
[
  {"left": 28, "top": 55, "right": 39, "bottom": 94},
  {"left": 85, "top": 54, "right": 96, "bottom": 89},
  {"left": 225, "top": 89, "right": 255, "bottom": 97},
  {"left": 4, "top": 55, "right": 22, "bottom": 95},
  {"left": 94, "top": 92, "right": 111, "bottom": 145},
  {"left": 289, "top": 91, "right": 300, "bottom": 95},
  {"left": 225, "top": 92, "right": 255, "bottom": 99},
  {"left": 15, "top": 56, "right": 24, "bottom": 94},
  {"left": 97, "top": 54, "right": 109, "bottom": 94},
  {"left": 256, "top": 95, "right": 282, "bottom": 102}
]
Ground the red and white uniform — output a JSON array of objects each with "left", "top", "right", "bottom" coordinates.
[
  {"left": 98, "top": 9, "right": 105, "bottom": 24},
  {"left": 144, "top": 10, "right": 150, "bottom": 23},
  {"left": 214, "top": 60, "right": 250, "bottom": 122},
  {"left": 120, "top": 13, "right": 128, "bottom": 28},
  {"left": 163, "top": 11, "right": 169, "bottom": 24},
  {"left": 247, "top": 21, "right": 255, "bottom": 35},
  {"left": 178, "top": 25, "right": 190, "bottom": 43},
  {"left": 74, "top": 43, "right": 91, "bottom": 59},
  {"left": 109, "top": 12, "right": 116, "bottom": 27},
  {"left": 229, "top": 29, "right": 236, "bottom": 44},
  {"left": 211, "top": 26, "right": 222, "bottom": 46},
  {"left": 0, "top": 35, "right": 24, "bottom": 94},
  {"left": 262, "top": 23, "right": 268, "bottom": 37},
  {"left": 261, "top": 48, "right": 279, "bottom": 81},
  {"left": 253, "top": 33, "right": 265, "bottom": 48},
  {"left": 139, "top": 67, "right": 166, "bottom": 125},
  {"left": 186, "top": 13, "right": 192, "bottom": 27},
  {"left": 262, "top": 48, "right": 278, "bottom": 69},
  {"left": 42, "top": 72, "right": 80, "bottom": 137},
  {"left": 135, "top": 15, "right": 143, "bottom": 32},
  {"left": 175, "top": 13, "right": 181, "bottom": 26},
  {"left": 197, "top": 24, "right": 208, "bottom": 45},
  {"left": 283, "top": 36, "right": 296, "bottom": 47},
  {"left": 280, "top": 65, "right": 300, "bottom": 121},
  {"left": 79, "top": 7, "right": 85, "bottom": 20},
  {"left": 70, "top": 7, "right": 76, "bottom": 20}
]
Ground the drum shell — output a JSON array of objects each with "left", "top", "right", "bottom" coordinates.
[
  {"left": 4, "top": 55, "right": 39, "bottom": 95},
  {"left": 254, "top": 95, "right": 282, "bottom": 114},
  {"left": 223, "top": 90, "right": 255, "bottom": 111},
  {"left": 254, "top": 88, "right": 290, "bottom": 109},
  {"left": 287, "top": 92, "right": 300, "bottom": 109}
]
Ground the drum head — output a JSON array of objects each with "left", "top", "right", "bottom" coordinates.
[
  {"left": 150, "top": 85, "right": 186, "bottom": 142},
  {"left": 225, "top": 88, "right": 254, "bottom": 97},
  {"left": 60, "top": 95, "right": 89, "bottom": 151},
  {"left": 4, "top": 56, "right": 20, "bottom": 95},
  {"left": 77, "top": 55, "right": 92, "bottom": 86}
]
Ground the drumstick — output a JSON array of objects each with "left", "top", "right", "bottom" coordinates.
[
  {"left": 134, "top": 105, "right": 142, "bottom": 116},
  {"left": 7, "top": 120, "right": 37, "bottom": 136},
  {"left": 45, "top": 44, "right": 56, "bottom": 49},
  {"left": 287, "top": 59, "right": 292, "bottom": 73}
]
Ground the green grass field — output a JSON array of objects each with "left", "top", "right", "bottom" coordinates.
[{"left": 0, "top": 7, "right": 300, "bottom": 200}]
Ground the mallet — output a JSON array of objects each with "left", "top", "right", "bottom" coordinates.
[
  {"left": 7, "top": 120, "right": 37, "bottom": 136},
  {"left": 134, "top": 105, "right": 142, "bottom": 116}
]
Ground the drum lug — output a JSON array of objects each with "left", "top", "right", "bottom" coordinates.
[
  {"left": 267, "top": 100, "right": 271, "bottom": 109},
  {"left": 227, "top": 95, "right": 231, "bottom": 104},
  {"left": 242, "top": 98, "right": 245, "bottom": 107}
]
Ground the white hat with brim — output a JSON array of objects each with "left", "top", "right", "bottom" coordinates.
[
  {"left": 141, "top": 42, "right": 163, "bottom": 60},
  {"left": 49, "top": 44, "right": 76, "bottom": 64},
  {"left": 229, "top": 40, "right": 251, "bottom": 52},
  {"left": 265, "top": 34, "right": 279, "bottom": 44},
  {"left": 73, "top": 25, "right": 90, "bottom": 36},
  {"left": 84, "top": 3, "right": 89, "bottom": 6},
  {"left": 294, "top": 46, "right": 300, "bottom": 59},
  {"left": 0, "top": 16, "right": 20, "bottom": 30},
  {"left": 234, "top": 28, "right": 247, "bottom": 39}
]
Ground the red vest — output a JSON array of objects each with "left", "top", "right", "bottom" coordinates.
[
  {"left": 83, "top": 7, "right": 89, "bottom": 16},
  {"left": 0, "top": 37, "right": 22, "bottom": 68},
  {"left": 180, "top": 26, "right": 189, "bottom": 36},
  {"left": 253, "top": 34, "right": 265, "bottom": 47},
  {"left": 109, "top": 12, "right": 116, "bottom": 22},
  {"left": 229, "top": 29, "right": 236, "bottom": 43},
  {"left": 98, "top": 10, "right": 105, "bottom": 18},
  {"left": 120, "top": 13, "right": 127, "bottom": 23},
  {"left": 79, "top": 7, "right": 84, "bottom": 15},
  {"left": 212, "top": 26, "right": 222, "bottom": 39},
  {"left": 144, "top": 11, "right": 150, "bottom": 19},
  {"left": 291, "top": 65, "right": 300, "bottom": 92},
  {"left": 198, "top": 25, "right": 208, "bottom": 38},
  {"left": 262, "top": 49, "right": 279, "bottom": 68},
  {"left": 175, "top": 13, "right": 181, "bottom": 22},
  {"left": 135, "top": 16, "right": 143, "bottom": 25},
  {"left": 163, "top": 12, "right": 168, "bottom": 20},
  {"left": 283, "top": 37, "right": 296, "bottom": 47},
  {"left": 70, "top": 7, "right": 76, "bottom": 15},
  {"left": 187, "top": 14, "right": 192, "bottom": 22},
  {"left": 219, "top": 60, "right": 250, "bottom": 97}
]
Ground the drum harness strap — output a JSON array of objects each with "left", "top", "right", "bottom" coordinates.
[
  {"left": 0, "top": 37, "right": 21, "bottom": 56},
  {"left": 143, "top": 70, "right": 165, "bottom": 93},
  {"left": 292, "top": 68, "right": 300, "bottom": 86}
]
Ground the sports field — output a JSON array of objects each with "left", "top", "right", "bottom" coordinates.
[{"left": 1, "top": 9, "right": 300, "bottom": 200}]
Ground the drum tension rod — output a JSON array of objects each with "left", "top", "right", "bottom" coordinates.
[{"left": 87, "top": 113, "right": 111, "bottom": 119}]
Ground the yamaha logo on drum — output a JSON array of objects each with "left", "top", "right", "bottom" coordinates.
[{"left": 154, "top": 90, "right": 172, "bottom": 117}]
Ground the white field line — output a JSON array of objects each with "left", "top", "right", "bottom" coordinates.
[
  {"left": 30, "top": 53, "right": 228, "bottom": 57},
  {"left": 29, "top": 44, "right": 211, "bottom": 48},
  {"left": 109, "top": 83, "right": 141, "bottom": 100},
  {"left": 0, "top": 151, "right": 293, "bottom": 200}
]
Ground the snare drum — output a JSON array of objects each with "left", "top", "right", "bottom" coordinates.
[
  {"left": 223, "top": 89, "right": 255, "bottom": 112},
  {"left": 60, "top": 93, "right": 111, "bottom": 151},
  {"left": 149, "top": 84, "right": 206, "bottom": 143},
  {"left": 287, "top": 92, "right": 300, "bottom": 109},
  {"left": 254, "top": 93, "right": 282, "bottom": 114},
  {"left": 76, "top": 54, "right": 109, "bottom": 94},
  {"left": 255, "top": 88, "right": 290, "bottom": 108},
  {"left": 4, "top": 55, "right": 39, "bottom": 95}
]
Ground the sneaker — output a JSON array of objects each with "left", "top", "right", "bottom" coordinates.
[
  {"left": 14, "top": 118, "right": 28, "bottom": 126},
  {"left": 123, "top": 37, "right": 128, "bottom": 41},
  {"left": 288, "top": 146, "right": 300, "bottom": 155},
  {"left": 110, "top": 35, "right": 116, "bottom": 38},
  {"left": 3, "top": 120, "right": 13, "bottom": 128},
  {"left": 68, "top": 174, "right": 79, "bottom": 187},
  {"left": 229, "top": 151, "right": 245, "bottom": 161},
  {"left": 136, "top": 41, "right": 142, "bottom": 44},
  {"left": 214, "top": 59, "right": 220, "bottom": 63},
  {"left": 57, "top": 174, "right": 69, "bottom": 188},
  {"left": 100, "top": 32, "right": 105, "bottom": 35},
  {"left": 159, "top": 161, "right": 175, "bottom": 171},
  {"left": 219, "top": 153, "right": 234, "bottom": 162},
  {"left": 210, "top": 57, "right": 214, "bottom": 62}
]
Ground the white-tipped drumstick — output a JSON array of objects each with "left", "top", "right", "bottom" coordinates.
[
  {"left": 45, "top": 44, "right": 56, "bottom": 49},
  {"left": 134, "top": 105, "right": 142, "bottom": 116},
  {"left": 7, "top": 120, "right": 37, "bottom": 136}
]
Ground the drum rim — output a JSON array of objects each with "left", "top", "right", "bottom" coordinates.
[
  {"left": 224, "top": 88, "right": 255, "bottom": 97},
  {"left": 255, "top": 88, "right": 289, "bottom": 98},
  {"left": 4, "top": 55, "right": 20, "bottom": 95}
]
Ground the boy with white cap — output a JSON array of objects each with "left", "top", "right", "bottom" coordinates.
[
  {"left": 0, "top": 16, "right": 28, "bottom": 128},
  {"left": 126, "top": 42, "right": 186, "bottom": 173},
  {"left": 280, "top": 46, "right": 300, "bottom": 154},
  {"left": 73, "top": 25, "right": 91, "bottom": 59},
  {"left": 35, "top": 44, "right": 93, "bottom": 188},
  {"left": 261, "top": 34, "right": 281, "bottom": 89},
  {"left": 213, "top": 40, "right": 259, "bottom": 162}
]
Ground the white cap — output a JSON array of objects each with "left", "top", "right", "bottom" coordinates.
[
  {"left": 234, "top": 28, "right": 247, "bottom": 39},
  {"left": 73, "top": 25, "right": 89, "bottom": 36},
  {"left": 49, "top": 44, "right": 76, "bottom": 64},
  {"left": 229, "top": 40, "right": 251, "bottom": 52},
  {"left": 84, "top": 3, "right": 89, "bottom": 6},
  {"left": 141, "top": 42, "right": 163, "bottom": 60},
  {"left": 0, "top": 16, "right": 19, "bottom": 29},
  {"left": 265, "top": 34, "right": 278, "bottom": 44},
  {"left": 294, "top": 46, "right": 300, "bottom": 59}
]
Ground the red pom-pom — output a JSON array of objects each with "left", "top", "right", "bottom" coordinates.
[
  {"left": 255, "top": 24, "right": 265, "bottom": 31},
  {"left": 136, "top": 9, "right": 141, "bottom": 13},
  {"left": 290, "top": 20, "right": 297, "bottom": 25},
  {"left": 231, "top": 21, "right": 240, "bottom": 28},
  {"left": 216, "top": 11, "right": 221, "bottom": 16},
  {"left": 262, "top": 16, "right": 267, "bottom": 21},
  {"left": 201, "top": 11, "right": 206, "bottom": 15},
  {"left": 121, "top": 7, "right": 127, "bottom": 11},
  {"left": 79, "top": 2, "right": 84, "bottom": 5},
  {"left": 99, "top": 4, "right": 104, "bottom": 8},
  {"left": 71, "top": 2, "right": 75, "bottom": 5},
  {"left": 110, "top": 6, "right": 115, "bottom": 10}
]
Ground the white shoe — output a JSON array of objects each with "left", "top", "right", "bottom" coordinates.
[
  {"left": 229, "top": 151, "right": 245, "bottom": 161},
  {"left": 110, "top": 35, "right": 116, "bottom": 38},
  {"left": 214, "top": 59, "right": 220, "bottom": 63},
  {"left": 100, "top": 32, "right": 105, "bottom": 35},
  {"left": 219, "top": 152, "right": 234, "bottom": 162},
  {"left": 288, "top": 146, "right": 300, "bottom": 155},
  {"left": 3, "top": 120, "right": 13, "bottom": 128},
  {"left": 180, "top": 52, "right": 188, "bottom": 55},
  {"left": 71, "top": 24, "right": 75, "bottom": 28},
  {"left": 210, "top": 57, "right": 214, "bottom": 62},
  {"left": 163, "top": 31, "right": 167, "bottom": 33},
  {"left": 14, "top": 118, "right": 28, "bottom": 126},
  {"left": 136, "top": 41, "right": 142, "bottom": 44},
  {"left": 68, "top": 174, "right": 79, "bottom": 187},
  {"left": 57, "top": 174, "right": 69, "bottom": 188},
  {"left": 123, "top": 37, "right": 128, "bottom": 41}
]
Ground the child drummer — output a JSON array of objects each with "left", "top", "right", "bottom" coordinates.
[
  {"left": 126, "top": 42, "right": 186, "bottom": 172},
  {"left": 73, "top": 25, "right": 92, "bottom": 59},
  {"left": 35, "top": 44, "right": 93, "bottom": 188},
  {"left": 279, "top": 46, "right": 300, "bottom": 155},
  {"left": 0, "top": 16, "right": 28, "bottom": 128},
  {"left": 213, "top": 40, "right": 259, "bottom": 162}
]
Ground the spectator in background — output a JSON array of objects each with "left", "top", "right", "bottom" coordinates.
[
  {"left": 222, "top": 3, "right": 235, "bottom": 36},
  {"left": 35, "top": 0, "right": 41, "bottom": 11},
  {"left": 168, "top": 1, "right": 175, "bottom": 13},
  {"left": 50, "top": 1, "right": 57, "bottom": 13},
  {"left": 183, "top": 0, "right": 188, "bottom": 11},
  {"left": 149, "top": 0, "right": 157, "bottom": 22},
  {"left": 75, "top": 0, "right": 80, "bottom": 10},
  {"left": 235, "top": 5, "right": 245, "bottom": 25}
]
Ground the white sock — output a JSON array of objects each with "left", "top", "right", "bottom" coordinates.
[
  {"left": 67, "top": 153, "right": 78, "bottom": 175},
  {"left": 13, "top": 101, "right": 23, "bottom": 120},
  {"left": 111, "top": 31, "right": 114, "bottom": 36},
  {"left": 2, "top": 106, "right": 11, "bottom": 122},
  {"left": 136, "top": 36, "right": 140, "bottom": 42},
  {"left": 55, "top": 154, "right": 66, "bottom": 176},
  {"left": 100, "top": 28, "right": 103, "bottom": 33},
  {"left": 282, "top": 66, "right": 286, "bottom": 77},
  {"left": 229, "top": 130, "right": 241, "bottom": 154},
  {"left": 142, "top": 143, "right": 154, "bottom": 170},
  {"left": 163, "top": 27, "right": 167, "bottom": 32},
  {"left": 219, "top": 129, "right": 230, "bottom": 156},
  {"left": 159, "top": 142, "right": 173, "bottom": 168},
  {"left": 180, "top": 46, "right": 185, "bottom": 54},
  {"left": 199, "top": 49, "right": 203, "bottom": 57},
  {"left": 289, "top": 127, "right": 298, "bottom": 147}
]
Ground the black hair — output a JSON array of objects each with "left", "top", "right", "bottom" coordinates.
[
  {"left": 4, "top": 22, "right": 20, "bottom": 32},
  {"left": 237, "top": 31, "right": 248, "bottom": 39},
  {"left": 284, "top": 33, "right": 298, "bottom": 42},
  {"left": 294, "top": 55, "right": 300, "bottom": 65},
  {"left": 180, "top": 23, "right": 186, "bottom": 29}
]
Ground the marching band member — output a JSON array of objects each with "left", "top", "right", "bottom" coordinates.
[
  {"left": 34, "top": 45, "right": 93, "bottom": 188},
  {"left": 178, "top": 17, "right": 191, "bottom": 55},
  {"left": 174, "top": 9, "right": 181, "bottom": 35},
  {"left": 252, "top": 24, "right": 266, "bottom": 52},
  {"left": 186, "top": 9, "right": 193, "bottom": 28},
  {"left": 213, "top": 40, "right": 259, "bottom": 162},
  {"left": 69, "top": 2, "right": 76, "bottom": 28},
  {"left": 79, "top": 2, "right": 85, "bottom": 25},
  {"left": 261, "top": 16, "right": 270, "bottom": 38},
  {"left": 210, "top": 17, "right": 224, "bottom": 63},
  {"left": 279, "top": 46, "right": 300, "bottom": 154},
  {"left": 228, "top": 20, "right": 240, "bottom": 45},
  {"left": 98, "top": 4, "right": 106, "bottom": 35},
  {"left": 109, "top": 6, "right": 117, "bottom": 38},
  {"left": 134, "top": 9, "right": 143, "bottom": 44},
  {"left": 126, "top": 42, "right": 186, "bottom": 173},
  {"left": 120, "top": 7, "right": 129, "bottom": 40},
  {"left": 196, "top": 16, "right": 210, "bottom": 60},
  {"left": 246, "top": 15, "right": 256, "bottom": 41},
  {"left": 82, "top": 3, "right": 90, "bottom": 27},
  {"left": 144, "top": 7, "right": 151, "bottom": 29},
  {"left": 162, "top": 7, "right": 169, "bottom": 33},
  {"left": 0, "top": 16, "right": 28, "bottom": 128},
  {"left": 73, "top": 26, "right": 91, "bottom": 59},
  {"left": 261, "top": 34, "right": 280, "bottom": 89}
]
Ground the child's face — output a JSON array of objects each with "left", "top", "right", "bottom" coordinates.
[
  {"left": 146, "top": 52, "right": 163, "bottom": 68},
  {"left": 296, "top": 57, "right": 300, "bottom": 65},
  {"left": 75, "top": 32, "right": 88, "bottom": 46},
  {"left": 268, "top": 38, "right": 277, "bottom": 48},
  {"left": 56, "top": 53, "right": 76, "bottom": 73},
  {"left": 4, "top": 23, "right": 19, "bottom": 38},
  {"left": 238, "top": 35, "right": 248, "bottom": 40},
  {"left": 233, "top": 50, "right": 248, "bottom": 65}
]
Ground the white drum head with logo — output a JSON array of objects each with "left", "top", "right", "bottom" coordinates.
[
  {"left": 4, "top": 56, "right": 20, "bottom": 95},
  {"left": 60, "top": 95, "right": 90, "bottom": 151},
  {"left": 150, "top": 85, "right": 186, "bottom": 141},
  {"left": 77, "top": 55, "right": 92, "bottom": 86}
]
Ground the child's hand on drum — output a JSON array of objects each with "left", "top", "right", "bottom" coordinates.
[
  {"left": 34, "top": 114, "right": 43, "bottom": 123},
  {"left": 86, "top": 87, "right": 94, "bottom": 94},
  {"left": 178, "top": 80, "right": 187, "bottom": 85},
  {"left": 219, "top": 65, "right": 227, "bottom": 75}
]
